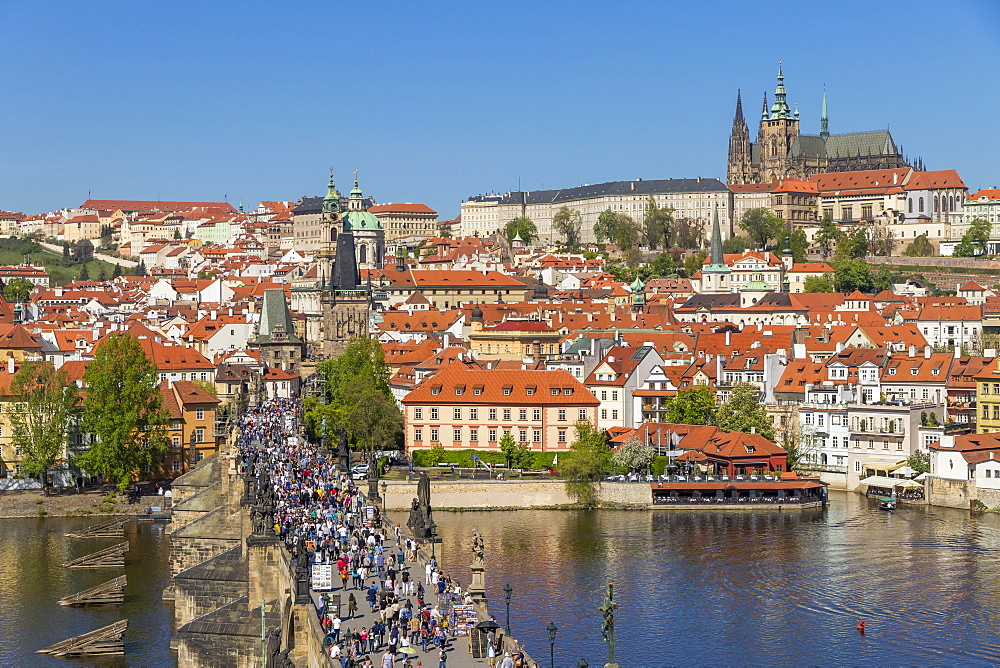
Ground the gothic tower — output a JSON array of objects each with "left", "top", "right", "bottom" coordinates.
[
  {"left": 757, "top": 64, "right": 800, "bottom": 182},
  {"left": 726, "top": 90, "right": 754, "bottom": 185},
  {"left": 320, "top": 226, "right": 371, "bottom": 358},
  {"left": 318, "top": 170, "right": 343, "bottom": 288}
]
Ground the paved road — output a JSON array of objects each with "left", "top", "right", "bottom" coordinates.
[{"left": 37, "top": 241, "right": 138, "bottom": 268}]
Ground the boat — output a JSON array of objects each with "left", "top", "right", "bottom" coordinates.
[{"left": 878, "top": 496, "right": 896, "bottom": 511}]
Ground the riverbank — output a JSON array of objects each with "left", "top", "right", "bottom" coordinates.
[{"left": 0, "top": 488, "right": 131, "bottom": 518}]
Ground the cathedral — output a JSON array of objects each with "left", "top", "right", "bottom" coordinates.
[{"left": 727, "top": 65, "right": 913, "bottom": 185}]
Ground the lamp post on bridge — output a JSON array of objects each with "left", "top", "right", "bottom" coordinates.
[
  {"left": 546, "top": 622, "right": 557, "bottom": 668},
  {"left": 503, "top": 582, "right": 512, "bottom": 636}
]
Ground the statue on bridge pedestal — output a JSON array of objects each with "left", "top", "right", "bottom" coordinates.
[{"left": 407, "top": 472, "right": 433, "bottom": 539}]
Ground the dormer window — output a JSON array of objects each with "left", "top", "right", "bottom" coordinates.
[
  {"left": 551, "top": 388, "right": 559, "bottom": 396},
  {"left": 745, "top": 445, "right": 756, "bottom": 454},
  {"left": 526, "top": 387, "right": 536, "bottom": 396},
  {"left": 563, "top": 388, "right": 573, "bottom": 396},
  {"left": 503, "top": 386, "right": 512, "bottom": 396},
  {"left": 911, "top": 367, "right": 919, "bottom": 376},
  {"left": 431, "top": 385, "right": 441, "bottom": 395},
  {"left": 455, "top": 386, "right": 465, "bottom": 395},
  {"left": 473, "top": 386, "right": 483, "bottom": 395},
  {"left": 888, "top": 368, "right": 896, "bottom": 375},
  {"left": 932, "top": 368, "right": 940, "bottom": 376}
]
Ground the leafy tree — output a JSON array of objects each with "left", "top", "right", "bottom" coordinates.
[
  {"left": 62, "top": 244, "right": 70, "bottom": 260},
  {"left": 643, "top": 250, "right": 679, "bottom": 278},
  {"left": 135, "top": 260, "right": 147, "bottom": 277},
  {"left": 790, "top": 228, "right": 809, "bottom": 263},
  {"left": 683, "top": 252, "right": 708, "bottom": 278},
  {"left": 3, "top": 277, "right": 33, "bottom": 302},
  {"left": 739, "top": 208, "right": 784, "bottom": 250},
  {"left": 306, "top": 337, "right": 403, "bottom": 465},
  {"left": 78, "top": 334, "right": 170, "bottom": 491},
  {"left": 833, "top": 257, "right": 874, "bottom": 293},
  {"left": 872, "top": 265, "right": 896, "bottom": 293},
  {"left": 813, "top": 215, "right": 841, "bottom": 260},
  {"left": 499, "top": 432, "right": 518, "bottom": 468},
  {"left": 722, "top": 236, "right": 750, "bottom": 254},
  {"left": 802, "top": 274, "right": 835, "bottom": 293},
  {"left": 594, "top": 209, "right": 619, "bottom": 245},
  {"left": 173, "top": 229, "right": 182, "bottom": 240},
  {"left": 613, "top": 213, "right": 641, "bottom": 250},
  {"left": 904, "top": 233, "right": 934, "bottom": 257},
  {"left": 664, "top": 385, "right": 716, "bottom": 425},
  {"left": 714, "top": 383, "right": 774, "bottom": 440},
  {"left": 777, "top": 424, "right": 819, "bottom": 473},
  {"left": 671, "top": 217, "right": 703, "bottom": 249},
  {"left": 907, "top": 450, "right": 930, "bottom": 475},
  {"left": 504, "top": 216, "right": 537, "bottom": 244},
  {"left": 552, "top": 206, "right": 582, "bottom": 249},
  {"left": 8, "top": 361, "right": 79, "bottom": 494},
  {"left": 954, "top": 218, "right": 990, "bottom": 257},
  {"left": 112, "top": 263, "right": 123, "bottom": 279},
  {"left": 611, "top": 436, "right": 654, "bottom": 473},
  {"left": 79, "top": 262, "right": 90, "bottom": 281},
  {"left": 560, "top": 421, "right": 610, "bottom": 507},
  {"left": 642, "top": 196, "right": 674, "bottom": 249}
]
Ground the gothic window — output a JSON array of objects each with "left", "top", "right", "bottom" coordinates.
[
  {"left": 934, "top": 196, "right": 939, "bottom": 212},
  {"left": 908, "top": 199, "right": 913, "bottom": 214},
  {"left": 919, "top": 197, "right": 924, "bottom": 213},
  {"left": 359, "top": 244, "right": 367, "bottom": 264},
  {"left": 950, "top": 196, "right": 955, "bottom": 211}
]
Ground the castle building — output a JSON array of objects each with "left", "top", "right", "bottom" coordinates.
[{"left": 727, "top": 65, "right": 911, "bottom": 185}]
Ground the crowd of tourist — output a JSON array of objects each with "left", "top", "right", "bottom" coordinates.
[{"left": 236, "top": 399, "right": 533, "bottom": 667}]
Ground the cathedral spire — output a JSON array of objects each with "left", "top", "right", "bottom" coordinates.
[
  {"left": 770, "top": 62, "right": 793, "bottom": 120},
  {"left": 734, "top": 89, "right": 746, "bottom": 127},
  {"left": 761, "top": 91, "right": 769, "bottom": 121},
  {"left": 322, "top": 168, "right": 341, "bottom": 213},
  {"left": 708, "top": 202, "right": 724, "bottom": 268},
  {"left": 820, "top": 86, "right": 830, "bottom": 139}
]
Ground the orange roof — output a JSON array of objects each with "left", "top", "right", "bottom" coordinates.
[
  {"left": 771, "top": 178, "right": 818, "bottom": 194},
  {"left": 402, "top": 362, "right": 597, "bottom": 406},
  {"left": 904, "top": 170, "right": 966, "bottom": 191},
  {"left": 969, "top": 189, "right": 1000, "bottom": 202},
  {"left": 810, "top": 168, "right": 911, "bottom": 193},
  {"left": 368, "top": 203, "right": 437, "bottom": 214}
]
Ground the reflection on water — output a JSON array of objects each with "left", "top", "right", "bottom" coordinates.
[
  {"left": 0, "top": 516, "right": 174, "bottom": 667},
  {"left": 417, "top": 492, "right": 1000, "bottom": 665}
]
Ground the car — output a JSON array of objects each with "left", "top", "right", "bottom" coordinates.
[{"left": 351, "top": 464, "right": 369, "bottom": 480}]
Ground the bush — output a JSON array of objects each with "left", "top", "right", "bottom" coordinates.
[{"left": 410, "top": 448, "right": 557, "bottom": 469}]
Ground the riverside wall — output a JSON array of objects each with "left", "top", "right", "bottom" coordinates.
[{"left": 382, "top": 477, "right": 653, "bottom": 510}]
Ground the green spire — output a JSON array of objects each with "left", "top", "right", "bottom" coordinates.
[
  {"left": 322, "top": 168, "right": 341, "bottom": 213},
  {"left": 770, "top": 62, "right": 793, "bottom": 120},
  {"left": 706, "top": 202, "right": 727, "bottom": 270},
  {"left": 783, "top": 235, "right": 792, "bottom": 256},
  {"left": 820, "top": 86, "right": 830, "bottom": 139},
  {"left": 630, "top": 275, "right": 646, "bottom": 306}
]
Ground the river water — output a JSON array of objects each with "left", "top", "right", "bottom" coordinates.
[
  {"left": 5, "top": 494, "right": 1000, "bottom": 666},
  {"left": 0, "top": 516, "right": 173, "bottom": 667}
]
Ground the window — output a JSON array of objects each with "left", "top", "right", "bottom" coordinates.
[
  {"left": 430, "top": 428, "right": 439, "bottom": 442},
  {"left": 470, "top": 428, "right": 478, "bottom": 442},
  {"left": 470, "top": 408, "right": 478, "bottom": 420},
  {"left": 503, "top": 387, "right": 512, "bottom": 396},
  {"left": 601, "top": 391, "right": 607, "bottom": 401},
  {"left": 526, "top": 387, "right": 535, "bottom": 396},
  {"left": 532, "top": 409, "right": 541, "bottom": 421},
  {"left": 855, "top": 461, "right": 862, "bottom": 473},
  {"left": 612, "top": 410, "right": 619, "bottom": 420},
  {"left": 558, "top": 430, "right": 567, "bottom": 443},
  {"left": 453, "top": 428, "right": 462, "bottom": 442},
  {"left": 919, "top": 197, "right": 924, "bottom": 212},
  {"left": 861, "top": 205, "right": 873, "bottom": 218},
  {"left": 519, "top": 409, "right": 527, "bottom": 421},
  {"left": 488, "top": 429, "right": 497, "bottom": 442},
  {"left": 611, "top": 391, "right": 618, "bottom": 401},
  {"left": 804, "top": 413, "right": 813, "bottom": 425},
  {"left": 474, "top": 387, "right": 483, "bottom": 396},
  {"left": 551, "top": 388, "right": 559, "bottom": 396},
  {"left": 519, "top": 429, "right": 527, "bottom": 443},
  {"left": 431, "top": 387, "right": 440, "bottom": 395},
  {"left": 430, "top": 408, "right": 439, "bottom": 420},
  {"left": 172, "top": 436, "right": 181, "bottom": 448},
  {"left": 195, "top": 428, "right": 204, "bottom": 442},
  {"left": 601, "top": 409, "right": 608, "bottom": 419},
  {"left": 533, "top": 430, "right": 541, "bottom": 443},
  {"left": 558, "top": 409, "right": 566, "bottom": 421},
  {"left": 489, "top": 408, "right": 497, "bottom": 420},
  {"left": 579, "top": 409, "right": 588, "bottom": 420},
  {"left": 195, "top": 408, "right": 205, "bottom": 421},
  {"left": 455, "top": 387, "right": 464, "bottom": 396},
  {"left": 172, "top": 460, "right": 181, "bottom": 472},
  {"left": 503, "top": 409, "right": 511, "bottom": 421},
  {"left": 453, "top": 408, "right": 462, "bottom": 420},
  {"left": 414, "top": 429, "right": 423, "bottom": 441}
]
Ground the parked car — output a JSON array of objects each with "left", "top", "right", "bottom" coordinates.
[{"left": 351, "top": 464, "right": 369, "bottom": 480}]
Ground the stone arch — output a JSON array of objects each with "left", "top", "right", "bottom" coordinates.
[{"left": 283, "top": 596, "right": 295, "bottom": 652}]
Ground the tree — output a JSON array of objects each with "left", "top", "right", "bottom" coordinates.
[
  {"left": 306, "top": 336, "right": 403, "bottom": 463},
  {"left": 671, "top": 217, "right": 703, "bottom": 249},
  {"left": 790, "top": 228, "right": 809, "bottom": 263},
  {"left": 954, "top": 218, "right": 990, "bottom": 257},
  {"left": 663, "top": 385, "right": 716, "bottom": 425},
  {"left": 739, "top": 208, "right": 784, "bottom": 250},
  {"left": 683, "top": 252, "right": 708, "bottom": 278},
  {"left": 594, "top": 209, "right": 619, "bottom": 245},
  {"left": 79, "top": 262, "right": 90, "bottom": 281},
  {"left": 872, "top": 265, "right": 896, "bottom": 293},
  {"left": 612, "top": 213, "right": 641, "bottom": 250},
  {"left": 135, "top": 260, "right": 147, "bottom": 277},
  {"left": 714, "top": 383, "right": 774, "bottom": 440},
  {"left": 560, "top": 421, "right": 610, "bottom": 507},
  {"left": 644, "top": 251, "right": 678, "bottom": 278},
  {"left": 803, "top": 274, "right": 835, "bottom": 293},
  {"left": 8, "top": 361, "right": 79, "bottom": 495},
  {"left": 499, "top": 432, "right": 518, "bottom": 469},
  {"left": 98, "top": 266, "right": 107, "bottom": 282},
  {"left": 642, "top": 196, "right": 674, "bottom": 249},
  {"left": 112, "top": 263, "right": 122, "bottom": 279},
  {"left": 907, "top": 450, "right": 930, "bottom": 475},
  {"left": 814, "top": 215, "right": 841, "bottom": 260},
  {"left": 777, "top": 424, "right": 819, "bottom": 473},
  {"left": 504, "top": 216, "right": 537, "bottom": 244},
  {"left": 722, "top": 236, "right": 750, "bottom": 254},
  {"left": 904, "top": 234, "right": 934, "bottom": 257},
  {"left": 833, "top": 258, "right": 874, "bottom": 293},
  {"left": 3, "top": 277, "right": 33, "bottom": 302},
  {"left": 62, "top": 244, "right": 70, "bottom": 260},
  {"left": 552, "top": 206, "right": 581, "bottom": 248},
  {"left": 77, "top": 334, "right": 170, "bottom": 491},
  {"left": 611, "top": 436, "right": 654, "bottom": 473}
]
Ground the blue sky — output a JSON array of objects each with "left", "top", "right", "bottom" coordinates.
[{"left": 1, "top": 0, "right": 998, "bottom": 218}]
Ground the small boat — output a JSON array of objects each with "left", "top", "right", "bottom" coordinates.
[{"left": 878, "top": 496, "right": 896, "bottom": 511}]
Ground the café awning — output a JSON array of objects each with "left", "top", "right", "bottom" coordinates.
[{"left": 859, "top": 475, "right": 923, "bottom": 489}]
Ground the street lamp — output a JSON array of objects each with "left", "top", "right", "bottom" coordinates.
[
  {"left": 380, "top": 481, "right": 387, "bottom": 515},
  {"left": 429, "top": 521, "right": 438, "bottom": 562},
  {"left": 503, "top": 583, "right": 512, "bottom": 635},
  {"left": 547, "top": 622, "right": 557, "bottom": 668}
]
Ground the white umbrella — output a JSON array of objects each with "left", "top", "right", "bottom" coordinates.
[
  {"left": 893, "top": 465, "right": 917, "bottom": 477},
  {"left": 914, "top": 472, "right": 929, "bottom": 481}
]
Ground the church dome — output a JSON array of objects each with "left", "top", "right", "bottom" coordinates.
[{"left": 471, "top": 305, "right": 484, "bottom": 322}]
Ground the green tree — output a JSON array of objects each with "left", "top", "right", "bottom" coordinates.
[
  {"left": 305, "top": 337, "right": 403, "bottom": 465},
  {"left": 671, "top": 217, "right": 703, "bottom": 249},
  {"left": 135, "top": 260, "right": 147, "bottom": 277},
  {"left": 872, "top": 265, "right": 896, "bottom": 293},
  {"left": 611, "top": 436, "right": 654, "bottom": 473},
  {"left": 683, "top": 251, "right": 708, "bottom": 278},
  {"left": 503, "top": 216, "right": 537, "bottom": 244},
  {"left": 714, "top": 383, "right": 774, "bottom": 440},
  {"left": 62, "top": 244, "right": 70, "bottom": 260},
  {"left": 3, "top": 277, "right": 33, "bottom": 302},
  {"left": 643, "top": 250, "right": 679, "bottom": 279},
  {"left": 813, "top": 215, "right": 841, "bottom": 260},
  {"left": 8, "top": 361, "right": 79, "bottom": 495},
  {"left": 803, "top": 274, "right": 835, "bottom": 293},
  {"left": 790, "top": 228, "right": 809, "bottom": 263},
  {"left": 833, "top": 257, "right": 874, "bottom": 293},
  {"left": 739, "top": 208, "right": 784, "bottom": 250},
  {"left": 904, "top": 233, "right": 934, "bottom": 257},
  {"left": 173, "top": 229, "right": 182, "bottom": 240},
  {"left": 664, "top": 385, "right": 716, "bottom": 425},
  {"left": 79, "top": 262, "right": 90, "bottom": 281},
  {"left": 77, "top": 334, "right": 170, "bottom": 491},
  {"left": 722, "top": 236, "right": 750, "bottom": 254},
  {"left": 98, "top": 266, "right": 107, "bottom": 282},
  {"left": 552, "top": 206, "right": 582, "bottom": 249},
  {"left": 642, "top": 195, "right": 674, "bottom": 249},
  {"left": 499, "top": 432, "right": 518, "bottom": 468},
  {"left": 907, "top": 450, "right": 930, "bottom": 475},
  {"left": 112, "top": 263, "right": 123, "bottom": 279},
  {"left": 612, "top": 213, "right": 641, "bottom": 250},
  {"left": 594, "top": 209, "right": 619, "bottom": 245},
  {"left": 954, "top": 218, "right": 990, "bottom": 257},
  {"left": 560, "top": 421, "right": 610, "bottom": 507}
]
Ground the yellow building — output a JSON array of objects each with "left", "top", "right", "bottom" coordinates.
[
  {"left": 158, "top": 380, "right": 222, "bottom": 478},
  {"left": 468, "top": 317, "right": 563, "bottom": 362},
  {"left": 975, "top": 359, "right": 1000, "bottom": 433}
]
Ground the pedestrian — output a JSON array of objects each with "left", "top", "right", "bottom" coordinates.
[
  {"left": 347, "top": 593, "right": 358, "bottom": 618},
  {"left": 439, "top": 648, "right": 447, "bottom": 668},
  {"left": 381, "top": 649, "right": 395, "bottom": 668},
  {"left": 500, "top": 652, "right": 514, "bottom": 668}
]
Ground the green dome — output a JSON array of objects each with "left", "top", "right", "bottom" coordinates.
[{"left": 344, "top": 209, "right": 383, "bottom": 232}]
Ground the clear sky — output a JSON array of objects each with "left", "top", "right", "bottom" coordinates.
[{"left": 1, "top": 0, "right": 998, "bottom": 218}]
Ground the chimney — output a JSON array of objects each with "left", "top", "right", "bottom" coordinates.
[
  {"left": 909, "top": 345, "right": 916, "bottom": 358},
  {"left": 7, "top": 357, "right": 13, "bottom": 375},
  {"left": 924, "top": 346, "right": 932, "bottom": 359},
  {"left": 725, "top": 331, "right": 731, "bottom": 346},
  {"left": 893, "top": 172, "right": 898, "bottom": 185},
  {"left": 954, "top": 346, "right": 961, "bottom": 359},
  {"left": 938, "top": 434, "right": 955, "bottom": 448},
  {"left": 835, "top": 342, "right": 845, "bottom": 353},
  {"left": 793, "top": 342, "right": 807, "bottom": 359}
]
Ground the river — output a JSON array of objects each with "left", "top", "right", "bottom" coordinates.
[{"left": 4, "top": 494, "right": 1000, "bottom": 666}]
